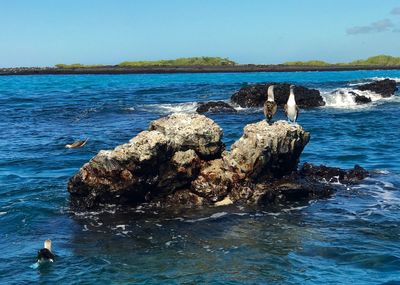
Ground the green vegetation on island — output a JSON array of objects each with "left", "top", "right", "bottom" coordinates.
[
  {"left": 118, "top": 57, "right": 235, "bottom": 67},
  {"left": 348, "top": 55, "right": 400, "bottom": 66},
  {"left": 283, "top": 60, "right": 331, "bottom": 66},
  {"left": 54, "top": 63, "right": 105, "bottom": 68},
  {"left": 53, "top": 55, "right": 400, "bottom": 69},
  {"left": 283, "top": 55, "right": 400, "bottom": 66},
  {"left": 55, "top": 57, "right": 236, "bottom": 68}
]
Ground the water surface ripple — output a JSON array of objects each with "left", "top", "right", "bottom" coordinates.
[{"left": 0, "top": 71, "right": 399, "bottom": 284}]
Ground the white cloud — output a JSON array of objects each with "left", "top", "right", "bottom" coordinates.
[
  {"left": 391, "top": 7, "right": 400, "bottom": 15},
  {"left": 347, "top": 19, "right": 394, "bottom": 35}
]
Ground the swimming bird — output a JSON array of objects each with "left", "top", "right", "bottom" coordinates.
[
  {"left": 37, "top": 240, "right": 55, "bottom": 263},
  {"left": 284, "top": 85, "right": 300, "bottom": 123},
  {"left": 65, "top": 138, "right": 88, "bottom": 149},
  {"left": 263, "top": 85, "right": 277, "bottom": 124}
]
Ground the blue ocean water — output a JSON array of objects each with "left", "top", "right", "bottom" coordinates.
[{"left": 0, "top": 70, "right": 399, "bottom": 284}]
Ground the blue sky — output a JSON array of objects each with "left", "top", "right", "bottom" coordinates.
[{"left": 1, "top": 0, "right": 400, "bottom": 67}]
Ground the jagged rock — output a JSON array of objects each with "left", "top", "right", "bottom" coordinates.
[
  {"left": 68, "top": 113, "right": 223, "bottom": 209},
  {"left": 354, "top": 94, "right": 372, "bottom": 104},
  {"left": 196, "top": 101, "right": 237, "bottom": 114},
  {"left": 191, "top": 159, "right": 233, "bottom": 203},
  {"left": 231, "top": 83, "right": 325, "bottom": 108},
  {"left": 255, "top": 178, "right": 334, "bottom": 205},
  {"left": 357, "top": 79, "right": 398, "bottom": 97},
  {"left": 149, "top": 113, "right": 223, "bottom": 159},
  {"left": 161, "top": 189, "right": 205, "bottom": 208},
  {"left": 223, "top": 121, "right": 310, "bottom": 181},
  {"left": 68, "top": 113, "right": 368, "bottom": 210}
]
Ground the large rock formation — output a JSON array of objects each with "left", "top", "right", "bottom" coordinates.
[
  {"left": 68, "top": 113, "right": 223, "bottom": 208},
  {"left": 231, "top": 83, "right": 325, "bottom": 108},
  {"left": 357, "top": 78, "right": 398, "bottom": 97},
  {"left": 68, "top": 113, "right": 367, "bottom": 210}
]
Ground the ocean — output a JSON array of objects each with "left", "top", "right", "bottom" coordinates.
[{"left": 0, "top": 70, "right": 399, "bottom": 284}]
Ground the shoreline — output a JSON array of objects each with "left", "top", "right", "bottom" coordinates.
[{"left": 1, "top": 64, "right": 400, "bottom": 76}]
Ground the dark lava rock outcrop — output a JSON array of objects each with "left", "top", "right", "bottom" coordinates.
[
  {"left": 300, "top": 163, "right": 369, "bottom": 183},
  {"left": 196, "top": 101, "right": 237, "bottom": 114},
  {"left": 231, "top": 83, "right": 325, "bottom": 108},
  {"left": 68, "top": 113, "right": 368, "bottom": 210},
  {"left": 357, "top": 78, "right": 398, "bottom": 97},
  {"left": 354, "top": 94, "right": 372, "bottom": 104}
]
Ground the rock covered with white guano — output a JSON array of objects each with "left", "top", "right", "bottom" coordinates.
[
  {"left": 68, "top": 113, "right": 367, "bottom": 210},
  {"left": 148, "top": 113, "right": 223, "bottom": 159},
  {"left": 68, "top": 113, "right": 222, "bottom": 208},
  {"left": 224, "top": 121, "right": 309, "bottom": 180}
]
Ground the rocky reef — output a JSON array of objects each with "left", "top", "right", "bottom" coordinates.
[
  {"left": 228, "top": 79, "right": 398, "bottom": 110},
  {"left": 196, "top": 101, "right": 237, "bottom": 114},
  {"left": 231, "top": 83, "right": 325, "bottom": 108},
  {"left": 68, "top": 113, "right": 368, "bottom": 210},
  {"left": 357, "top": 78, "right": 398, "bottom": 97},
  {"left": 334, "top": 79, "right": 398, "bottom": 105}
]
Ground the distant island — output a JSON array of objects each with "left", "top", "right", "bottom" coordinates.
[
  {"left": 1, "top": 55, "right": 400, "bottom": 75},
  {"left": 283, "top": 55, "right": 400, "bottom": 67},
  {"left": 54, "top": 57, "right": 236, "bottom": 69}
]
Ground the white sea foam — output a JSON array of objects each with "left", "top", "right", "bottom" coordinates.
[
  {"left": 156, "top": 102, "right": 198, "bottom": 114},
  {"left": 321, "top": 88, "right": 392, "bottom": 108},
  {"left": 186, "top": 211, "right": 228, "bottom": 223},
  {"left": 137, "top": 102, "right": 198, "bottom": 114},
  {"left": 368, "top": 77, "right": 400, "bottom": 83},
  {"left": 115, "top": 224, "right": 126, "bottom": 230},
  {"left": 139, "top": 101, "right": 250, "bottom": 114},
  {"left": 348, "top": 77, "right": 400, "bottom": 86},
  {"left": 372, "top": 185, "right": 400, "bottom": 204}
]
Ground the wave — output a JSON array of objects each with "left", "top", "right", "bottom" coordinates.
[
  {"left": 185, "top": 211, "right": 228, "bottom": 223},
  {"left": 321, "top": 88, "right": 393, "bottom": 108},
  {"left": 137, "top": 101, "right": 248, "bottom": 114},
  {"left": 368, "top": 77, "right": 400, "bottom": 83},
  {"left": 347, "top": 77, "right": 400, "bottom": 86},
  {"left": 140, "top": 102, "right": 198, "bottom": 114}
]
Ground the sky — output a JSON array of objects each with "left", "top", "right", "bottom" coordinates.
[{"left": 1, "top": 0, "right": 400, "bottom": 67}]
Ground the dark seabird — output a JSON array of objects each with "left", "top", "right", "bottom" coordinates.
[
  {"left": 263, "top": 85, "right": 277, "bottom": 124},
  {"left": 284, "top": 85, "right": 300, "bottom": 123},
  {"left": 65, "top": 138, "right": 88, "bottom": 149},
  {"left": 37, "top": 240, "right": 55, "bottom": 263}
]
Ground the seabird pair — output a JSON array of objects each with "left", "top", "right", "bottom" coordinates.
[{"left": 263, "top": 85, "right": 299, "bottom": 124}]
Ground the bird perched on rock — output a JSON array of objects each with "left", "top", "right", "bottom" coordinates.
[
  {"left": 37, "top": 240, "right": 55, "bottom": 263},
  {"left": 284, "top": 85, "right": 300, "bottom": 123},
  {"left": 65, "top": 138, "right": 88, "bottom": 149},
  {"left": 263, "top": 85, "right": 277, "bottom": 124}
]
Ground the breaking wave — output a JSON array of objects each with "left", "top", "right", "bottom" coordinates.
[
  {"left": 368, "top": 77, "right": 400, "bottom": 83},
  {"left": 138, "top": 102, "right": 198, "bottom": 114},
  {"left": 347, "top": 77, "right": 400, "bottom": 87},
  {"left": 321, "top": 88, "right": 395, "bottom": 108}
]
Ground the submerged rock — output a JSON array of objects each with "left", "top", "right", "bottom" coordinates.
[
  {"left": 68, "top": 113, "right": 368, "bottom": 210},
  {"left": 357, "top": 79, "right": 398, "bottom": 97},
  {"left": 231, "top": 83, "right": 325, "bottom": 108},
  {"left": 354, "top": 94, "right": 372, "bottom": 104},
  {"left": 196, "top": 101, "right": 237, "bottom": 114}
]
